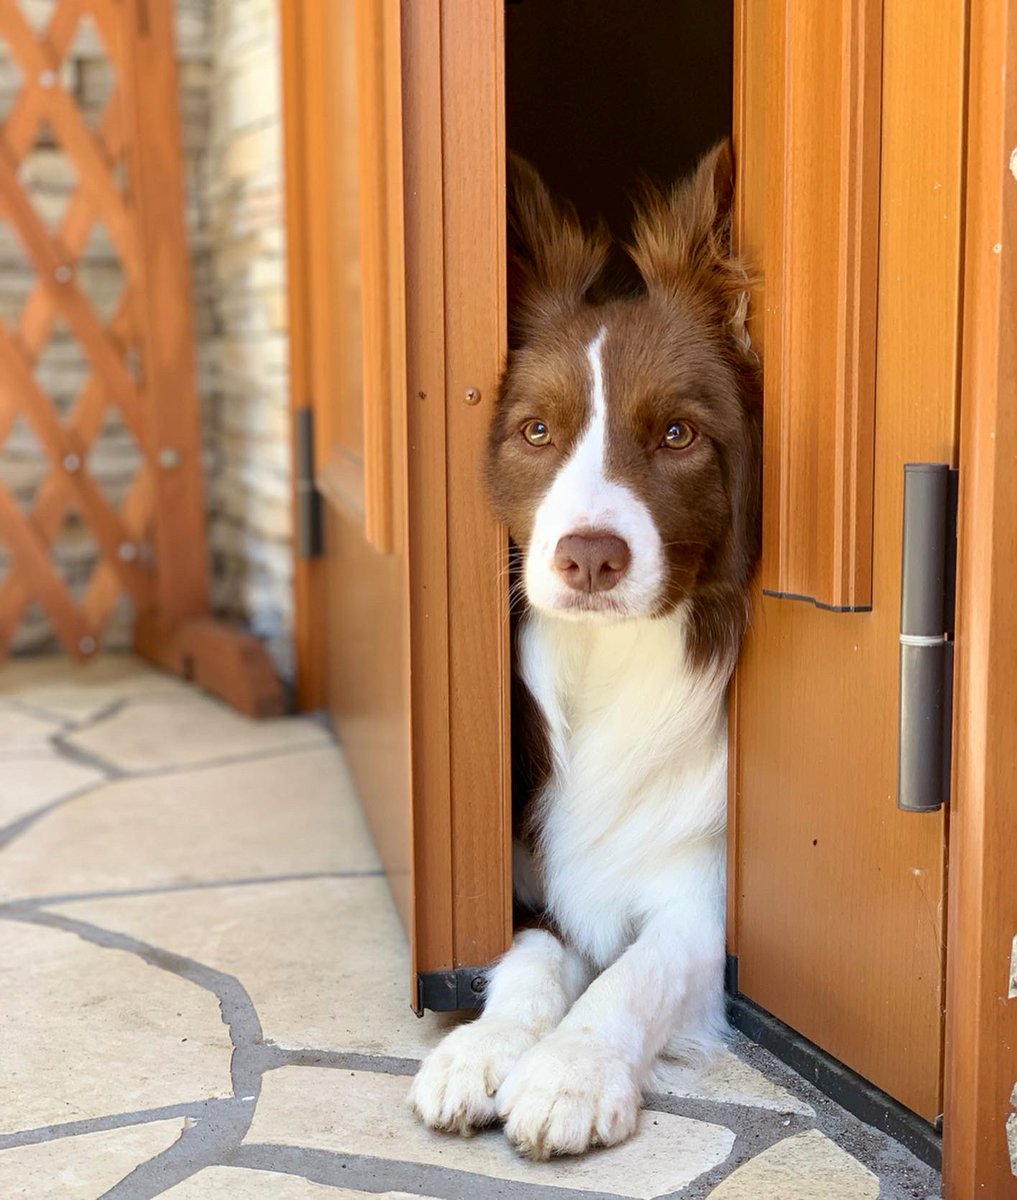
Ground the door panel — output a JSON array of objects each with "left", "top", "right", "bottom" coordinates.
[
  {"left": 732, "top": 0, "right": 964, "bottom": 1121},
  {"left": 282, "top": 0, "right": 512, "bottom": 1001},
  {"left": 287, "top": 0, "right": 413, "bottom": 925},
  {"left": 760, "top": 0, "right": 881, "bottom": 611},
  {"left": 404, "top": 0, "right": 513, "bottom": 982}
]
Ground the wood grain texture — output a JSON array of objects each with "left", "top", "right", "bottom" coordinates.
[
  {"left": 134, "top": 614, "right": 285, "bottom": 718},
  {"left": 733, "top": 0, "right": 965, "bottom": 1121},
  {"left": 761, "top": 0, "right": 881, "bottom": 611},
  {"left": 401, "top": 0, "right": 454, "bottom": 979},
  {"left": 286, "top": 0, "right": 413, "bottom": 925},
  {"left": 439, "top": 0, "right": 513, "bottom": 969},
  {"left": 0, "top": 0, "right": 208, "bottom": 658},
  {"left": 119, "top": 0, "right": 210, "bottom": 624},
  {"left": 729, "top": 0, "right": 769, "bottom": 958},
  {"left": 943, "top": 0, "right": 1017, "bottom": 1190},
  {"left": 280, "top": 0, "right": 327, "bottom": 711},
  {"left": 355, "top": 0, "right": 396, "bottom": 554}
]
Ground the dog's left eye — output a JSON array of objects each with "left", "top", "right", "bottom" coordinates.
[
  {"left": 521, "top": 419, "right": 552, "bottom": 447},
  {"left": 662, "top": 421, "right": 697, "bottom": 450}
]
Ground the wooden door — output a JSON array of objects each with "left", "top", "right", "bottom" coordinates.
[
  {"left": 731, "top": 0, "right": 964, "bottom": 1123},
  {"left": 282, "top": 0, "right": 512, "bottom": 1006}
]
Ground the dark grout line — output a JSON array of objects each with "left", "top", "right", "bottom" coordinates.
[
  {"left": 0, "top": 696, "right": 79, "bottom": 728},
  {"left": 260, "top": 1047, "right": 421, "bottom": 1077},
  {"left": 89, "top": 735, "right": 337, "bottom": 782},
  {"left": 0, "top": 869, "right": 386, "bottom": 910},
  {"left": 0, "top": 907, "right": 266, "bottom": 1199},
  {"left": 0, "top": 778, "right": 112, "bottom": 853},
  {"left": 229, "top": 1144, "right": 630, "bottom": 1200},
  {"left": 49, "top": 699, "right": 131, "bottom": 776},
  {"left": 0, "top": 738, "right": 347, "bottom": 858},
  {"left": 0, "top": 1099, "right": 244, "bottom": 1152}
]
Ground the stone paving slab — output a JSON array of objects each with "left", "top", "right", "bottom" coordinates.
[
  {"left": 162, "top": 1167, "right": 435, "bottom": 1197},
  {"left": 0, "top": 921, "right": 233, "bottom": 1132},
  {"left": 0, "top": 752, "right": 103, "bottom": 829},
  {"left": 653, "top": 1050, "right": 814, "bottom": 1118},
  {"left": 246, "top": 1067, "right": 736, "bottom": 1199},
  {"left": 707, "top": 1128, "right": 880, "bottom": 1198},
  {"left": 53, "top": 877, "right": 440, "bottom": 1061},
  {"left": 55, "top": 878, "right": 815, "bottom": 1121},
  {"left": 0, "top": 656, "right": 943, "bottom": 1199},
  {"left": 0, "top": 1119, "right": 186, "bottom": 1200},
  {"left": 2, "top": 747, "right": 378, "bottom": 901},
  {"left": 0, "top": 655, "right": 193, "bottom": 723},
  {"left": 64, "top": 691, "right": 328, "bottom": 774},
  {"left": 0, "top": 704, "right": 63, "bottom": 756}
]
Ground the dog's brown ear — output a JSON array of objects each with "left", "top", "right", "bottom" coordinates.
[
  {"left": 507, "top": 154, "right": 610, "bottom": 334},
  {"left": 628, "top": 140, "right": 752, "bottom": 350}
]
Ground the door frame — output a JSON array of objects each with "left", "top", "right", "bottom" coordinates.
[
  {"left": 943, "top": 0, "right": 1017, "bottom": 1191},
  {"left": 399, "top": 0, "right": 513, "bottom": 1002}
]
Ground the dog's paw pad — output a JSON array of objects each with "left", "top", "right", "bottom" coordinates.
[
  {"left": 497, "top": 1031, "right": 641, "bottom": 1158},
  {"left": 409, "top": 1019, "right": 537, "bottom": 1136}
]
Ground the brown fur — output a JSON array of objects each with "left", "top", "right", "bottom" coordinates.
[{"left": 488, "top": 142, "right": 762, "bottom": 671}]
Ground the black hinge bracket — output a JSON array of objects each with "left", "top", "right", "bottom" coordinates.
[
  {"left": 295, "top": 407, "right": 323, "bottom": 559},
  {"left": 415, "top": 968, "right": 487, "bottom": 1015}
]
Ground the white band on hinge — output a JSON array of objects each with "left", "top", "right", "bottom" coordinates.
[{"left": 899, "top": 633, "right": 947, "bottom": 647}]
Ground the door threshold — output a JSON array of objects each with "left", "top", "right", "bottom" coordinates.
[{"left": 726, "top": 963, "right": 941, "bottom": 1169}]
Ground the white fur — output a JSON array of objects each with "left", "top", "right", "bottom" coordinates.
[
  {"left": 412, "top": 606, "right": 730, "bottom": 1157},
  {"left": 524, "top": 328, "right": 665, "bottom": 618},
  {"left": 411, "top": 328, "right": 731, "bottom": 1159},
  {"left": 408, "top": 928, "right": 589, "bottom": 1135}
]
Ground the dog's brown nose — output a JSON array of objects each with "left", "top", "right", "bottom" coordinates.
[{"left": 554, "top": 532, "right": 631, "bottom": 593}]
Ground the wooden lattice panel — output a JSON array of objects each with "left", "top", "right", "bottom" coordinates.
[{"left": 0, "top": 0, "right": 208, "bottom": 660}]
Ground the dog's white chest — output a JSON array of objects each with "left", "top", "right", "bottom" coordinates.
[{"left": 519, "top": 609, "right": 728, "bottom": 967}]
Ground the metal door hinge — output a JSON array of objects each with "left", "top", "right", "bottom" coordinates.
[
  {"left": 897, "top": 464, "right": 958, "bottom": 812},
  {"left": 295, "top": 408, "right": 323, "bottom": 560}
]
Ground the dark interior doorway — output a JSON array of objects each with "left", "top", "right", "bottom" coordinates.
[{"left": 505, "top": 0, "right": 734, "bottom": 242}]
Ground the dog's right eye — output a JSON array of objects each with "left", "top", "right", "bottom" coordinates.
[{"left": 521, "top": 419, "right": 551, "bottom": 447}]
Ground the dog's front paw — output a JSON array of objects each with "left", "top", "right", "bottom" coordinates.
[
  {"left": 496, "top": 1031, "right": 641, "bottom": 1159},
  {"left": 409, "top": 1019, "right": 538, "bottom": 1136}
]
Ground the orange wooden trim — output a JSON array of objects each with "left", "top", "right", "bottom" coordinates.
[
  {"left": 135, "top": 614, "right": 285, "bottom": 719},
  {"left": 15, "top": 100, "right": 126, "bottom": 362},
  {"left": 355, "top": 0, "right": 396, "bottom": 554},
  {"left": 1, "top": 1, "right": 85, "bottom": 161},
  {"left": 402, "top": 0, "right": 455, "bottom": 980},
  {"left": 0, "top": 484, "right": 94, "bottom": 658},
  {"left": 317, "top": 448, "right": 366, "bottom": 524},
  {"left": 760, "top": 0, "right": 881, "bottom": 611},
  {"left": 280, "top": 0, "right": 327, "bottom": 712},
  {"left": 943, "top": 0, "right": 1017, "bottom": 1190},
  {"left": 0, "top": 146, "right": 146, "bottom": 445},
  {"left": 0, "top": 4, "right": 138, "bottom": 276},
  {"left": 0, "top": 329, "right": 155, "bottom": 609},
  {"left": 440, "top": 0, "right": 512, "bottom": 969},
  {"left": 0, "top": 475, "right": 72, "bottom": 643},
  {"left": 118, "top": 0, "right": 210, "bottom": 625}
]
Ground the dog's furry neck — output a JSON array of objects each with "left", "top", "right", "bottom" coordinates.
[{"left": 518, "top": 605, "right": 730, "bottom": 969}]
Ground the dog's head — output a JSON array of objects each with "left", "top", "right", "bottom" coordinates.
[{"left": 487, "top": 143, "right": 762, "bottom": 668}]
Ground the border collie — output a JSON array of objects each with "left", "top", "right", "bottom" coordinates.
[{"left": 410, "top": 142, "right": 762, "bottom": 1159}]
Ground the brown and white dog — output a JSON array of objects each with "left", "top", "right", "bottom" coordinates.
[{"left": 410, "top": 143, "right": 762, "bottom": 1159}]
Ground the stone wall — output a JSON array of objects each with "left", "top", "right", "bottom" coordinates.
[
  {"left": 201, "top": 0, "right": 293, "bottom": 677},
  {"left": 0, "top": 0, "right": 294, "bottom": 678}
]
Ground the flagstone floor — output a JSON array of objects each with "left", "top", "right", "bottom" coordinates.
[{"left": 0, "top": 656, "right": 943, "bottom": 1199}]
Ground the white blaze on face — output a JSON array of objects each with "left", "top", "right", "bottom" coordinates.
[{"left": 524, "top": 326, "right": 665, "bottom": 617}]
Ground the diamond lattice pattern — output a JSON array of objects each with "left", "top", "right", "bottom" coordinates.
[{"left": 0, "top": 0, "right": 156, "bottom": 657}]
